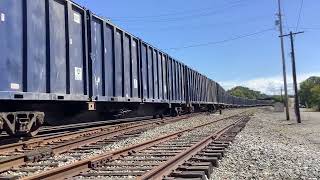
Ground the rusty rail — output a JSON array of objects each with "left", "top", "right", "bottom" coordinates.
[
  {"left": 139, "top": 116, "right": 249, "bottom": 180},
  {"left": 0, "top": 116, "right": 159, "bottom": 154},
  {"left": 0, "top": 114, "right": 194, "bottom": 173},
  {"left": 20, "top": 112, "right": 251, "bottom": 180}
]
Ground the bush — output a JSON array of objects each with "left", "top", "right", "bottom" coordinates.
[
  {"left": 299, "top": 76, "right": 320, "bottom": 110},
  {"left": 310, "top": 85, "right": 320, "bottom": 111},
  {"left": 271, "top": 95, "right": 283, "bottom": 103}
]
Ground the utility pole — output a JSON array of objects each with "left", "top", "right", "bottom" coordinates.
[
  {"left": 280, "top": 31, "right": 303, "bottom": 123},
  {"left": 280, "top": 87, "right": 283, "bottom": 102},
  {"left": 277, "top": 0, "right": 290, "bottom": 120}
]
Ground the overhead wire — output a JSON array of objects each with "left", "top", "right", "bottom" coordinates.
[
  {"left": 109, "top": 0, "right": 248, "bottom": 20},
  {"left": 283, "top": 26, "right": 320, "bottom": 31},
  {"left": 300, "top": 27, "right": 320, "bottom": 31},
  {"left": 295, "top": 0, "right": 304, "bottom": 31},
  {"left": 106, "top": 1, "right": 278, "bottom": 52},
  {"left": 164, "top": 28, "right": 275, "bottom": 51},
  {"left": 125, "top": 15, "right": 270, "bottom": 32},
  {"left": 281, "top": 2, "right": 290, "bottom": 33},
  {"left": 110, "top": 1, "right": 251, "bottom": 23}
]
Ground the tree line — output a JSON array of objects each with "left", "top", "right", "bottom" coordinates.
[
  {"left": 227, "top": 86, "right": 268, "bottom": 100},
  {"left": 227, "top": 76, "right": 320, "bottom": 111}
]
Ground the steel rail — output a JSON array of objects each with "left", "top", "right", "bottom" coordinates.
[
  {"left": 39, "top": 115, "right": 155, "bottom": 133},
  {"left": 0, "top": 116, "right": 158, "bottom": 153},
  {"left": 138, "top": 116, "right": 248, "bottom": 180},
  {"left": 0, "top": 114, "right": 185, "bottom": 154},
  {"left": 0, "top": 114, "right": 194, "bottom": 173},
  {"left": 21, "top": 112, "right": 249, "bottom": 180}
]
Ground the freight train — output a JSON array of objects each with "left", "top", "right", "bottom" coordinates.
[{"left": 0, "top": 0, "right": 271, "bottom": 137}]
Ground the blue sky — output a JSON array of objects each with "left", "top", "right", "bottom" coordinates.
[{"left": 74, "top": 0, "right": 320, "bottom": 95}]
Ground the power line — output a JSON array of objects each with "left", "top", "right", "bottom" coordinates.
[
  {"left": 164, "top": 28, "right": 275, "bottom": 50},
  {"left": 281, "top": 5, "right": 291, "bottom": 33},
  {"left": 283, "top": 26, "right": 320, "bottom": 31},
  {"left": 126, "top": 15, "right": 270, "bottom": 32},
  {"left": 295, "top": 0, "right": 304, "bottom": 31},
  {"left": 110, "top": 0, "right": 248, "bottom": 20},
  {"left": 300, "top": 27, "right": 320, "bottom": 31},
  {"left": 111, "top": 2, "right": 250, "bottom": 23}
]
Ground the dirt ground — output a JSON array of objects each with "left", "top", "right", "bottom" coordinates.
[{"left": 284, "top": 108, "right": 320, "bottom": 145}]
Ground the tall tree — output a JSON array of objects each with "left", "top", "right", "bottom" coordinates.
[{"left": 299, "top": 76, "right": 320, "bottom": 109}]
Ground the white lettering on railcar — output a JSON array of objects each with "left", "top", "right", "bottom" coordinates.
[
  {"left": 75, "top": 67, "right": 83, "bottom": 81},
  {"left": 10, "top": 83, "right": 20, "bottom": 90},
  {"left": 134, "top": 79, "right": 138, "bottom": 89},
  {"left": 95, "top": 77, "right": 101, "bottom": 86},
  {"left": 74, "top": 13, "right": 81, "bottom": 24},
  {"left": 1, "top": 13, "right": 5, "bottom": 22}
]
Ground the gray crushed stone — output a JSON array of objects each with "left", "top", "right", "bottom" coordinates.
[
  {"left": 210, "top": 107, "right": 320, "bottom": 180},
  {"left": 1, "top": 109, "right": 248, "bottom": 178}
]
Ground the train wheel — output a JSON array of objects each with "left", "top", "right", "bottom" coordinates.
[
  {"left": 26, "top": 123, "right": 41, "bottom": 137},
  {"left": 171, "top": 109, "right": 178, "bottom": 117},
  {"left": 4, "top": 123, "right": 40, "bottom": 137},
  {"left": 4, "top": 124, "right": 15, "bottom": 136},
  {"left": 0, "top": 119, "right": 2, "bottom": 135},
  {"left": 26, "top": 114, "right": 44, "bottom": 137}
]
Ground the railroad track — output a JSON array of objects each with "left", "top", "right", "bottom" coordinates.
[
  {"left": 0, "top": 116, "right": 160, "bottom": 146},
  {"left": 0, "top": 114, "right": 196, "bottom": 174},
  {"left": 1, "top": 110, "right": 253, "bottom": 180},
  {"left": 144, "top": 116, "right": 249, "bottom": 180}
]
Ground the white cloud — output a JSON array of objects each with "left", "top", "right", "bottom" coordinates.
[{"left": 221, "top": 72, "right": 320, "bottom": 95}]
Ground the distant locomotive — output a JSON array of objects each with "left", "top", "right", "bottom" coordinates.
[{"left": 0, "top": 0, "right": 271, "bottom": 137}]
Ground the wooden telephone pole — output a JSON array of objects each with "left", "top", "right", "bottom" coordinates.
[
  {"left": 277, "top": 0, "right": 290, "bottom": 120},
  {"left": 280, "top": 87, "right": 283, "bottom": 102},
  {"left": 280, "top": 31, "right": 304, "bottom": 123}
]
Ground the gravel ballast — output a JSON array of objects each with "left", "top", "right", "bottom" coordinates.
[
  {"left": 210, "top": 107, "right": 320, "bottom": 180},
  {"left": 1, "top": 109, "right": 248, "bottom": 178}
]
